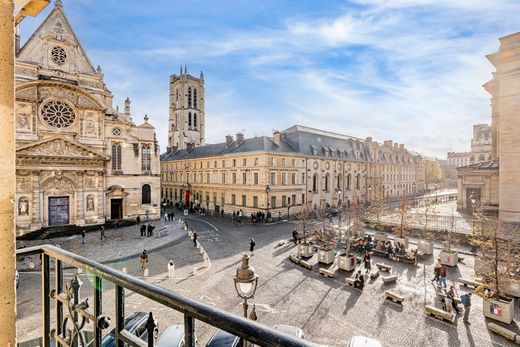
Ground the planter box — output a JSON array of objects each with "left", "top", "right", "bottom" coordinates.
[
  {"left": 417, "top": 240, "right": 434, "bottom": 255},
  {"left": 395, "top": 237, "right": 409, "bottom": 249},
  {"left": 318, "top": 249, "right": 336, "bottom": 265},
  {"left": 440, "top": 251, "right": 458, "bottom": 267},
  {"left": 374, "top": 232, "right": 388, "bottom": 242},
  {"left": 483, "top": 297, "right": 515, "bottom": 324},
  {"left": 298, "top": 244, "right": 314, "bottom": 258},
  {"left": 338, "top": 254, "right": 356, "bottom": 271}
]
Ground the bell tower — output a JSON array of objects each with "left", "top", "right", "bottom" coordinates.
[{"left": 168, "top": 66, "right": 205, "bottom": 152}]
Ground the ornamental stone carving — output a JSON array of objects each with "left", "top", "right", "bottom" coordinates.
[
  {"left": 18, "top": 198, "right": 29, "bottom": 216},
  {"left": 40, "top": 87, "right": 77, "bottom": 105},
  {"left": 85, "top": 120, "right": 96, "bottom": 135},
  {"left": 84, "top": 177, "right": 97, "bottom": 189},
  {"left": 77, "top": 94, "right": 101, "bottom": 109},
  {"left": 23, "top": 139, "right": 88, "bottom": 157},
  {"left": 17, "top": 177, "right": 31, "bottom": 191},
  {"left": 86, "top": 195, "right": 95, "bottom": 211},
  {"left": 17, "top": 113, "right": 30, "bottom": 130},
  {"left": 42, "top": 176, "right": 75, "bottom": 191},
  {"left": 16, "top": 86, "right": 38, "bottom": 101}
]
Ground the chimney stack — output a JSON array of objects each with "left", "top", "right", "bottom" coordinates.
[
  {"left": 225, "top": 134, "right": 233, "bottom": 146},
  {"left": 365, "top": 137, "right": 372, "bottom": 143},
  {"left": 186, "top": 142, "right": 195, "bottom": 151},
  {"left": 394, "top": 143, "right": 399, "bottom": 150},
  {"left": 236, "top": 133, "right": 244, "bottom": 145},
  {"left": 124, "top": 97, "right": 131, "bottom": 115},
  {"left": 399, "top": 144, "right": 405, "bottom": 152},
  {"left": 273, "top": 130, "right": 281, "bottom": 146}
]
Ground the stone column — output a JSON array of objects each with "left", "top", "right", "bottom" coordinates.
[
  {"left": 32, "top": 170, "right": 42, "bottom": 230},
  {"left": 0, "top": 0, "right": 16, "bottom": 345}
]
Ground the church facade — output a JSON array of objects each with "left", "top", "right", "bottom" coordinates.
[{"left": 14, "top": 1, "right": 160, "bottom": 235}]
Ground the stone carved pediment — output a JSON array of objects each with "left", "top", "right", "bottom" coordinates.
[
  {"left": 17, "top": 137, "right": 108, "bottom": 161},
  {"left": 41, "top": 175, "right": 76, "bottom": 191}
]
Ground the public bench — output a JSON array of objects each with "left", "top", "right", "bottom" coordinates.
[
  {"left": 459, "top": 277, "right": 481, "bottom": 288},
  {"left": 289, "top": 254, "right": 301, "bottom": 264},
  {"left": 487, "top": 322, "right": 520, "bottom": 343},
  {"left": 436, "top": 292, "right": 461, "bottom": 305},
  {"left": 370, "top": 271, "right": 379, "bottom": 279},
  {"left": 384, "top": 290, "right": 404, "bottom": 304},
  {"left": 371, "top": 249, "right": 389, "bottom": 258},
  {"left": 300, "top": 260, "right": 313, "bottom": 269},
  {"left": 319, "top": 267, "right": 336, "bottom": 278},
  {"left": 395, "top": 254, "right": 417, "bottom": 265},
  {"left": 424, "top": 305, "right": 455, "bottom": 323},
  {"left": 376, "top": 263, "right": 392, "bottom": 272},
  {"left": 382, "top": 275, "right": 398, "bottom": 284},
  {"left": 345, "top": 277, "right": 356, "bottom": 287}
]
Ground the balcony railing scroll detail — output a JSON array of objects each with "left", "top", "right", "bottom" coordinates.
[{"left": 17, "top": 245, "right": 318, "bottom": 347}]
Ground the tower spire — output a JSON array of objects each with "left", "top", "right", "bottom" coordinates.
[
  {"left": 184, "top": 65, "right": 187, "bottom": 75},
  {"left": 56, "top": 0, "right": 63, "bottom": 8},
  {"left": 200, "top": 70, "right": 204, "bottom": 80},
  {"left": 180, "top": 65, "right": 183, "bottom": 75}
]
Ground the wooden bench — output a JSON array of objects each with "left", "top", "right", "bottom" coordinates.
[
  {"left": 382, "top": 275, "right": 398, "bottom": 284},
  {"left": 384, "top": 290, "right": 404, "bottom": 304},
  {"left": 424, "top": 305, "right": 455, "bottom": 323},
  {"left": 436, "top": 292, "right": 462, "bottom": 305},
  {"left": 300, "top": 260, "right": 313, "bottom": 269},
  {"left": 370, "top": 271, "right": 380, "bottom": 279},
  {"left": 395, "top": 254, "right": 417, "bottom": 265},
  {"left": 487, "top": 322, "right": 520, "bottom": 343},
  {"left": 345, "top": 277, "right": 356, "bottom": 287},
  {"left": 459, "top": 277, "right": 481, "bottom": 288},
  {"left": 319, "top": 267, "right": 336, "bottom": 278},
  {"left": 376, "top": 263, "right": 392, "bottom": 272},
  {"left": 371, "top": 249, "right": 389, "bottom": 258},
  {"left": 289, "top": 254, "right": 301, "bottom": 264}
]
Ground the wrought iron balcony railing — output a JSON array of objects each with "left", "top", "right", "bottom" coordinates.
[{"left": 17, "top": 245, "right": 320, "bottom": 347}]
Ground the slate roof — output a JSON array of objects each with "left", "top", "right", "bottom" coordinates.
[{"left": 161, "top": 125, "right": 421, "bottom": 164}]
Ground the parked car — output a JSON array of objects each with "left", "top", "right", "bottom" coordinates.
[
  {"left": 273, "top": 324, "right": 304, "bottom": 339},
  {"left": 89, "top": 311, "right": 158, "bottom": 347},
  {"left": 156, "top": 324, "right": 198, "bottom": 347},
  {"left": 206, "top": 329, "right": 241, "bottom": 347},
  {"left": 347, "top": 336, "right": 383, "bottom": 347}
]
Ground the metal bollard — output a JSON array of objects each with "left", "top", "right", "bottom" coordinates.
[
  {"left": 144, "top": 268, "right": 149, "bottom": 277},
  {"left": 204, "top": 258, "right": 209, "bottom": 267},
  {"left": 192, "top": 266, "right": 198, "bottom": 275},
  {"left": 199, "top": 247, "right": 204, "bottom": 254},
  {"left": 122, "top": 267, "right": 127, "bottom": 274}
]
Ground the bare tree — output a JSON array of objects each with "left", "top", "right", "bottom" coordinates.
[
  {"left": 471, "top": 210, "right": 520, "bottom": 299},
  {"left": 394, "top": 197, "right": 412, "bottom": 238},
  {"left": 365, "top": 198, "right": 387, "bottom": 228},
  {"left": 294, "top": 205, "right": 314, "bottom": 245}
]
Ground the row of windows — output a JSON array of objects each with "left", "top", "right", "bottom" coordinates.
[
  {"left": 312, "top": 173, "right": 361, "bottom": 193},
  {"left": 188, "top": 112, "right": 198, "bottom": 129},
  {"left": 111, "top": 142, "right": 152, "bottom": 172},
  {"left": 176, "top": 87, "right": 198, "bottom": 109},
  {"left": 161, "top": 188, "right": 303, "bottom": 209},
  {"left": 162, "top": 157, "right": 305, "bottom": 171},
  {"left": 162, "top": 170, "right": 306, "bottom": 186}
]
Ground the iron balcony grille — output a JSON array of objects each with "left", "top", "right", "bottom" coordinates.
[{"left": 17, "top": 244, "right": 320, "bottom": 347}]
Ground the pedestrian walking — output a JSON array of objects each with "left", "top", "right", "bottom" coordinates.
[
  {"left": 136, "top": 215, "right": 141, "bottom": 224},
  {"left": 140, "top": 224, "right": 146, "bottom": 237},
  {"left": 140, "top": 250, "right": 148, "bottom": 270},
  {"left": 278, "top": 211, "right": 282, "bottom": 221},
  {"left": 364, "top": 251, "right": 371, "bottom": 274},
  {"left": 461, "top": 292, "right": 472, "bottom": 324},
  {"left": 167, "top": 260, "right": 175, "bottom": 278},
  {"left": 164, "top": 212, "right": 168, "bottom": 221},
  {"left": 446, "top": 285, "right": 460, "bottom": 313},
  {"left": 292, "top": 229, "right": 298, "bottom": 245},
  {"left": 147, "top": 224, "right": 155, "bottom": 237},
  {"left": 99, "top": 226, "right": 106, "bottom": 240},
  {"left": 432, "top": 258, "right": 442, "bottom": 283},
  {"left": 81, "top": 230, "right": 86, "bottom": 244},
  {"left": 249, "top": 238, "right": 256, "bottom": 255},
  {"left": 438, "top": 264, "right": 447, "bottom": 290},
  {"left": 193, "top": 232, "right": 198, "bottom": 247},
  {"left": 221, "top": 209, "right": 224, "bottom": 218}
]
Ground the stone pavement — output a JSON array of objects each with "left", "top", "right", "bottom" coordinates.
[{"left": 16, "top": 220, "right": 191, "bottom": 274}]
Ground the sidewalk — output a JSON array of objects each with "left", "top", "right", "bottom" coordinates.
[{"left": 16, "top": 220, "right": 184, "bottom": 270}]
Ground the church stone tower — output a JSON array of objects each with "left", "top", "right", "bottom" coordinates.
[{"left": 168, "top": 66, "right": 205, "bottom": 152}]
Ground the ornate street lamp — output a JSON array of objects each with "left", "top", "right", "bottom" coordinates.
[
  {"left": 234, "top": 254, "right": 259, "bottom": 346},
  {"left": 265, "top": 185, "right": 270, "bottom": 222},
  {"left": 435, "top": 183, "right": 438, "bottom": 203}
]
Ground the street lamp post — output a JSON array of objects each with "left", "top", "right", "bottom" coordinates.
[
  {"left": 234, "top": 254, "right": 259, "bottom": 347},
  {"left": 435, "top": 184, "right": 438, "bottom": 203},
  {"left": 265, "top": 185, "right": 270, "bottom": 222},
  {"left": 412, "top": 183, "right": 416, "bottom": 207}
]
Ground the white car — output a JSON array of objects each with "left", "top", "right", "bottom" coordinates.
[{"left": 347, "top": 336, "right": 383, "bottom": 347}]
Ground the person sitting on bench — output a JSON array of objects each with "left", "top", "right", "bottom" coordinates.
[
  {"left": 446, "top": 285, "right": 460, "bottom": 313},
  {"left": 354, "top": 270, "right": 364, "bottom": 290},
  {"left": 387, "top": 243, "right": 395, "bottom": 258}
]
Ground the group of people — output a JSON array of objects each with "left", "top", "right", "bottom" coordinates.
[
  {"left": 140, "top": 223, "right": 155, "bottom": 237},
  {"left": 163, "top": 211, "right": 175, "bottom": 221}
]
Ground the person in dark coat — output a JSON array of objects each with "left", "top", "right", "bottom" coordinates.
[
  {"left": 193, "top": 232, "right": 198, "bottom": 247},
  {"left": 249, "top": 238, "right": 256, "bottom": 255},
  {"left": 140, "top": 224, "right": 146, "bottom": 237},
  {"left": 136, "top": 215, "right": 141, "bottom": 224},
  {"left": 292, "top": 229, "right": 298, "bottom": 245},
  {"left": 147, "top": 224, "right": 155, "bottom": 237},
  {"left": 354, "top": 270, "right": 364, "bottom": 290}
]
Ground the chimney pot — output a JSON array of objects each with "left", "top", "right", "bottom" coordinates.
[
  {"left": 273, "top": 130, "right": 281, "bottom": 146},
  {"left": 225, "top": 134, "right": 233, "bottom": 146},
  {"left": 236, "top": 133, "right": 244, "bottom": 145}
]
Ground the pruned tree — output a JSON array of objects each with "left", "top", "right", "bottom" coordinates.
[
  {"left": 470, "top": 210, "right": 520, "bottom": 299},
  {"left": 294, "top": 205, "right": 314, "bottom": 245},
  {"left": 340, "top": 202, "right": 365, "bottom": 253},
  {"left": 313, "top": 226, "right": 338, "bottom": 251},
  {"left": 394, "top": 197, "right": 412, "bottom": 238},
  {"left": 365, "top": 198, "right": 387, "bottom": 227},
  {"left": 418, "top": 198, "right": 438, "bottom": 241}
]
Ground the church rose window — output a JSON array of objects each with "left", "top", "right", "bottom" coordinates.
[
  {"left": 41, "top": 100, "right": 75, "bottom": 128},
  {"left": 51, "top": 46, "right": 67, "bottom": 64}
]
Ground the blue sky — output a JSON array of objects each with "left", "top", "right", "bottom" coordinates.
[{"left": 20, "top": 0, "right": 520, "bottom": 157}]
